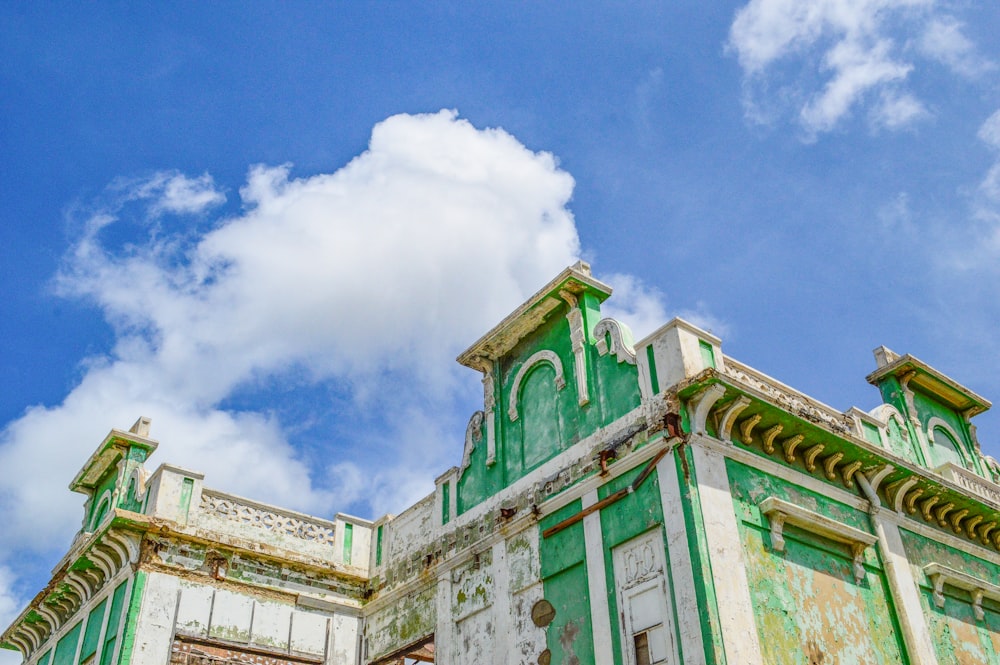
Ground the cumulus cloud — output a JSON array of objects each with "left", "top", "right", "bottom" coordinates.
[
  {"left": 0, "top": 110, "right": 586, "bottom": 595},
  {"left": 0, "top": 111, "right": 688, "bottom": 628},
  {"left": 0, "top": 566, "right": 20, "bottom": 665},
  {"left": 728, "top": 0, "right": 986, "bottom": 137}
]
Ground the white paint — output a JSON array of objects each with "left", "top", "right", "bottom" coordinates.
[
  {"left": 635, "top": 317, "right": 723, "bottom": 392},
  {"left": 491, "top": 540, "right": 511, "bottom": 665},
  {"left": 435, "top": 572, "right": 453, "bottom": 665},
  {"left": 690, "top": 439, "right": 763, "bottom": 665},
  {"left": 872, "top": 516, "right": 938, "bottom": 665},
  {"left": 330, "top": 613, "right": 360, "bottom": 665},
  {"left": 582, "top": 489, "right": 615, "bottom": 665},
  {"left": 207, "top": 588, "right": 254, "bottom": 641},
  {"left": 290, "top": 611, "right": 329, "bottom": 656},
  {"left": 249, "top": 598, "right": 293, "bottom": 651},
  {"left": 144, "top": 464, "right": 204, "bottom": 526},
  {"left": 656, "top": 452, "right": 706, "bottom": 665},
  {"left": 612, "top": 529, "right": 679, "bottom": 665},
  {"left": 174, "top": 582, "right": 214, "bottom": 637},
  {"left": 130, "top": 572, "right": 180, "bottom": 665}
]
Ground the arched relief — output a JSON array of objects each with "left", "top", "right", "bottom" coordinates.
[
  {"left": 508, "top": 350, "right": 566, "bottom": 422},
  {"left": 926, "top": 417, "right": 968, "bottom": 468},
  {"left": 128, "top": 466, "right": 150, "bottom": 503},
  {"left": 869, "top": 403, "right": 920, "bottom": 463},
  {"left": 593, "top": 318, "right": 637, "bottom": 365},
  {"left": 90, "top": 490, "right": 113, "bottom": 532},
  {"left": 459, "top": 411, "right": 484, "bottom": 478}
]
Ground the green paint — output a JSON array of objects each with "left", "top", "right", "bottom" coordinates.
[
  {"left": 646, "top": 345, "right": 660, "bottom": 395},
  {"left": 900, "top": 524, "right": 1000, "bottom": 661},
  {"left": 52, "top": 621, "right": 82, "bottom": 665},
  {"left": 540, "top": 499, "right": 594, "bottom": 665},
  {"left": 376, "top": 525, "right": 383, "bottom": 566},
  {"left": 458, "top": 294, "right": 641, "bottom": 514},
  {"left": 343, "top": 522, "right": 354, "bottom": 565},
  {"left": 928, "top": 426, "right": 964, "bottom": 468},
  {"left": 37, "top": 649, "right": 52, "bottom": 665},
  {"left": 699, "top": 340, "right": 716, "bottom": 369},
  {"left": 80, "top": 597, "right": 108, "bottom": 661},
  {"left": 441, "top": 482, "right": 451, "bottom": 525},
  {"left": 727, "top": 459, "right": 907, "bottom": 664},
  {"left": 179, "top": 477, "right": 194, "bottom": 520},
  {"left": 885, "top": 416, "right": 920, "bottom": 465},
  {"left": 113, "top": 573, "right": 144, "bottom": 665},
  {"left": 861, "top": 421, "right": 881, "bottom": 446}
]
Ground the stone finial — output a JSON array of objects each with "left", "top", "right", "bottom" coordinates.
[
  {"left": 129, "top": 416, "right": 152, "bottom": 437},
  {"left": 873, "top": 346, "right": 900, "bottom": 368}
]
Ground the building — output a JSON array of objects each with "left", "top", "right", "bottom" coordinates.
[{"left": 5, "top": 262, "right": 1000, "bottom": 664}]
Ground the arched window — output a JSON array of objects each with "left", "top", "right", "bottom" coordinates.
[
  {"left": 929, "top": 426, "right": 964, "bottom": 469},
  {"left": 91, "top": 493, "right": 112, "bottom": 531}
]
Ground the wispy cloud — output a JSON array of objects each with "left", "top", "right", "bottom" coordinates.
[
  {"left": 967, "top": 108, "right": 1000, "bottom": 260},
  {"left": 728, "top": 0, "right": 989, "bottom": 138},
  {"left": 918, "top": 16, "right": 996, "bottom": 78}
]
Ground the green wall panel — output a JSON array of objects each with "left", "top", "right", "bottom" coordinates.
[
  {"left": 52, "top": 622, "right": 81, "bottom": 665},
  {"left": 80, "top": 597, "right": 107, "bottom": 661}
]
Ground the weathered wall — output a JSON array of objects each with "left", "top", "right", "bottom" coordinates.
[
  {"left": 728, "top": 460, "right": 907, "bottom": 664},
  {"left": 899, "top": 527, "right": 1000, "bottom": 663}
]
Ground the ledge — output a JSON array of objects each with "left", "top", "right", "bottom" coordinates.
[
  {"left": 923, "top": 562, "right": 1000, "bottom": 620},
  {"left": 759, "top": 497, "right": 877, "bottom": 582}
]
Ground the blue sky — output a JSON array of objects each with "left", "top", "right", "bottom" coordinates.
[{"left": 2, "top": 2, "right": 1000, "bottom": 649}]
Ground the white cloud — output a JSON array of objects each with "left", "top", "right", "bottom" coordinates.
[
  {"left": 979, "top": 109, "right": 1000, "bottom": 151},
  {"left": 919, "top": 16, "right": 996, "bottom": 78},
  {"left": 728, "top": 0, "right": 984, "bottom": 137},
  {"left": 599, "top": 273, "right": 670, "bottom": 341},
  {"left": 0, "top": 566, "right": 20, "bottom": 665},
  {"left": 112, "top": 171, "right": 226, "bottom": 216},
  {"left": 969, "top": 109, "right": 1000, "bottom": 257},
  {"left": 0, "top": 111, "right": 593, "bottom": 600},
  {"left": 870, "top": 90, "right": 929, "bottom": 130}
]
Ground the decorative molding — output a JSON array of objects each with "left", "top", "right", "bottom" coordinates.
[
  {"left": 717, "top": 396, "right": 751, "bottom": 443},
  {"left": 885, "top": 477, "right": 919, "bottom": 513},
  {"left": 593, "top": 318, "right": 636, "bottom": 365},
  {"left": 823, "top": 452, "right": 844, "bottom": 481},
  {"left": 722, "top": 359, "right": 854, "bottom": 436},
  {"left": 1, "top": 528, "right": 141, "bottom": 658},
  {"left": 200, "top": 491, "right": 336, "bottom": 546},
  {"left": 804, "top": 444, "right": 825, "bottom": 473},
  {"left": 759, "top": 496, "right": 877, "bottom": 583},
  {"left": 739, "top": 414, "right": 762, "bottom": 445},
  {"left": 781, "top": 434, "right": 804, "bottom": 463},
  {"left": 482, "top": 362, "right": 497, "bottom": 466},
  {"left": 926, "top": 417, "right": 967, "bottom": 460},
  {"left": 507, "top": 350, "right": 566, "bottom": 422},
  {"left": 459, "top": 411, "right": 484, "bottom": 477},
  {"left": 688, "top": 384, "right": 727, "bottom": 436},
  {"left": 761, "top": 424, "right": 782, "bottom": 455},
  {"left": 560, "top": 290, "right": 590, "bottom": 407},
  {"left": 935, "top": 462, "right": 1000, "bottom": 507},
  {"left": 923, "top": 563, "right": 1000, "bottom": 620}
]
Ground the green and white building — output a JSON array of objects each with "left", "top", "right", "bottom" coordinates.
[{"left": 6, "top": 262, "right": 1000, "bottom": 664}]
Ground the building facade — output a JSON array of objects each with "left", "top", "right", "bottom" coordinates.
[{"left": 6, "top": 262, "right": 1000, "bottom": 664}]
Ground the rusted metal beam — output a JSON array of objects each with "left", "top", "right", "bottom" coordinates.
[{"left": 542, "top": 446, "right": 672, "bottom": 539}]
